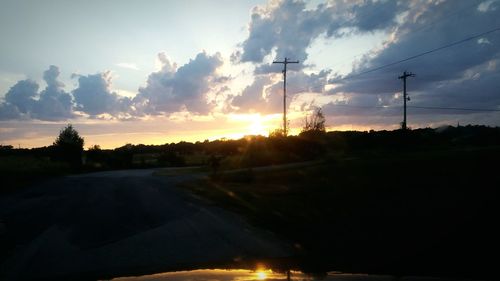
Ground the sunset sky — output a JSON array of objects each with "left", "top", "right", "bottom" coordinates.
[{"left": 1, "top": 0, "right": 499, "bottom": 148}]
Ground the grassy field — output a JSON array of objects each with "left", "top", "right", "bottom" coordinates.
[
  {"left": 181, "top": 146, "right": 500, "bottom": 278},
  {"left": 0, "top": 155, "right": 71, "bottom": 194}
]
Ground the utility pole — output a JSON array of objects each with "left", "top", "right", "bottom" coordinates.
[
  {"left": 398, "top": 71, "right": 415, "bottom": 130},
  {"left": 273, "top": 57, "right": 299, "bottom": 136}
]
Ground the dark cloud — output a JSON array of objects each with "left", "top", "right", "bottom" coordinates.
[
  {"left": 234, "top": 0, "right": 406, "bottom": 69},
  {"left": 43, "top": 65, "right": 64, "bottom": 90},
  {"left": 328, "top": 0, "right": 500, "bottom": 125},
  {"left": 322, "top": 94, "right": 401, "bottom": 118},
  {"left": 3, "top": 79, "right": 38, "bottom": 115},
  {"left": 232, "top": 0, "right": 500, "bottom": 128},
  {"left": 0, "top": 66, "right": 133, "bottom": 120},
  {"left": 0, "top": 66, "right": 75, "bottom": 120},
  {"left": 72, "top": 71, "right": 131, "bottom": 116},
  {"left": 33, "top": 65, "right": 74, "bottom": 120},
  {"left": 350, "top": 0, "right": 400, "bottom": 32},
  {"left": 134, "top": 51, "right": 225, "bottom": 115},
  {"left": 229, "top": 0, "right": 422, "bottom": 125},
  {"left": 238, "top": 0, "right": 320, "bottom": 64},
  {"left": 0, "top": 103, "right": 22, "bottom": 120},
  {"left": 0, "top": 66, "right": 74, "bottom": 121}
]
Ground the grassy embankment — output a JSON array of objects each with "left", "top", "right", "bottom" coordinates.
[{"left": 181, "top": 145, "right": 500, "bottom": 278}]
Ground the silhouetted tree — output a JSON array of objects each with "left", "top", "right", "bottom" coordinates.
[
  {"left": 269, "top": 128, "right": 286, "bottom": 138},
  {"left": 0, "top": 145, "right": 14, "bottom": 151},
  {"left": 302, "top": 107, "right": 326, "bottom": 133},
  {"left": 86, "top": 144, "right": 106, "bottom": 166},
  {"left": 52, "top": 124, "right": 84, "bottom": 167},
  {"left": 88, "top": 144, "right": 101, "bottom": 151}
]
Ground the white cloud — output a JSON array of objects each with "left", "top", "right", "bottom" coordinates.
[
  {"left": 116, "top": 63, "right": 140, "bottom": 70},
  {"left": 478, "top": 0, "right": 499, "bottom": 12},
  {"left": 134, "top": 51, "right": 226, "bottom": 115}
]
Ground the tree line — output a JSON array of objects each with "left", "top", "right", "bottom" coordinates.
[{"left": 2, "top": 120, "right": 500, "bottom": 173}]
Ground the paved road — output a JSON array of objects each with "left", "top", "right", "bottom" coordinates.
[{"left": 0, "top": 168, "right": 291, "bottom": 281}]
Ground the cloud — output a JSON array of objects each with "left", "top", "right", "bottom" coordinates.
[
  {"left": 231, "top": 69, "right": 330, "bottom": 113},
  {"left": 349, "top": 0, "right": 400, "bottom": 32},
  {"left": 134, "top": 51, "right": 225, "bottom": 115},
  {"left": 3, "top": 79, "right": 38, "bottom": 115},
  {"left": 0, "top": 52, "right": 227, "bottom": 120},
  {"left": 0, "top": 103, "right": 22, "bottom": 120},
  {"left": 1, "top": 0, "right": 499, "bottom": 131},
  {"left": 229, "top": 0, "right": 500, "bottom": 128},
  {"left": 72, "top": 71, "right": 132, "bottom": 117},
  {"left": 116, "top": 63, "right": 140, "bottom": 70},
  {"left": 329, "top": 0, "right": 500, "bottom": 120},
  {"left": 478, "top": 0, "right": 499, "bottom": 12},
  {"left": 232, "top": 75, "right": 272, "bottom": 112},
  {"left": 0, "top": 65, "right": 74, "bottom": 121},
  {"left": 233, "top": 0, "right": 406, "bottom": 69},
  {"left": 227, "top": 0, "right": 412, "bottom": 121},
  {"left": 0, "top": 66, "right": 134, "bottom": 120},
  {"left": 32, "top": 65, "right": 74, "bottom": 120}
]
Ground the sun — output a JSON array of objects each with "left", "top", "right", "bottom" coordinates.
[
  {"left": 248, "top": 116, "right": 267, "bottom": 136},
  {"left": 227, "top": 113, "right": 281, "bottom": 137},
  {"left": 256, "top": 270, "right": 267, "bottom": 280}
]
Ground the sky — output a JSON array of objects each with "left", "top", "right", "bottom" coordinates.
[{"left": 0, "top": 0, "right": 499, "bottom": 148}]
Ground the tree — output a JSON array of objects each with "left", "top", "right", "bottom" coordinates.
[
  {"left": 86, "top": 144, "right": 106, "bottom": 166},
  {"left": 52, "top": 124, "right": 84, "bottom": 167},
  {"left": 269, "top": 128, "right": 286, "bottom": 138},
  {"left": 302, "top": 107, "right": 326, "bottom": 133}
]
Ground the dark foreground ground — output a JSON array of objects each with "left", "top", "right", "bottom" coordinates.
[
  {"left": 0, "top": 169, "right": 290, "bottom": 281},
  {"left": 183, "top": 145, "right": 500, "bottom": 279},
  {"left": 1, "top": 143, "right": 499, "bottom": 280}
]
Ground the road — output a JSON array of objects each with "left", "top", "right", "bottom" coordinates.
[{"left": 0, "top": 168, "right": 291, "bottom": 281}]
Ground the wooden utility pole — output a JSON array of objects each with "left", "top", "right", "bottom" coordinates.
[
  {"left": 398, "top": 71, "right": 415, "bottom": 130},
  {"left": 273, "top": 57, "right": 299, "bottom": 136}
]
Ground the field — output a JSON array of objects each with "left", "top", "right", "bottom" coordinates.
[
  {"left": 181, "top": 145, "right": 500, "bottom": 278},
  {"left": 0, "top": 155, "right": 71, "bottom": 194}
]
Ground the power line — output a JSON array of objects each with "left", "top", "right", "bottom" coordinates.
[
  {"left": 328, "top": 104, "right": 397, "bottom": 109},
  {"left": 408, "top": 106, "right": 500, "bottom": 112},
  {"left": 329, "top": 1, "right": 479, "bottom": 70},
  {"left": 337, "top": 26, "right": 500, "bottom": 81},
  {"left": 327, "top": 103, "right": 500, "bottom": 112}
]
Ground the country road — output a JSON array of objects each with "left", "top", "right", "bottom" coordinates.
[{"left": 0, "top": 168, "right": 291, "bottom": 281}]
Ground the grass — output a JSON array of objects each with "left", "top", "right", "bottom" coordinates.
[
  {"left": 180, "top": 146, "right": 500, "bottom": 278},
  {"left": 0, "top": 155, "right": 71, "bottom": 194}
]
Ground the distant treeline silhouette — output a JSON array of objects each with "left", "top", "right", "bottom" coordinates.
[{"left": 1, "top": 125, "right": 499, "bottom": 172}]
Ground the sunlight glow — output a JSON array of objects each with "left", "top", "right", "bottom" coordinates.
[
  {"left": 228, "top": 113, "right": 282, "bottom": 137},
  {"left": 247, "top": 116, "right": 267, "bottom": 136},
  {"left": 256, "top": 270, "right": 268, "bottom": 280}
]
